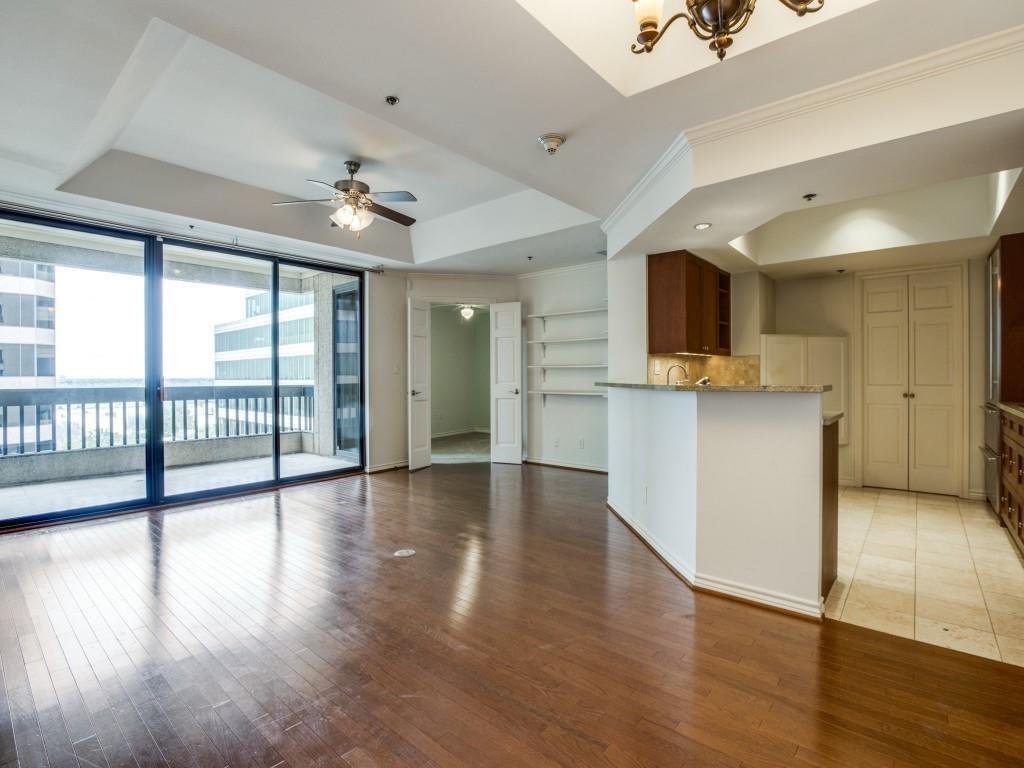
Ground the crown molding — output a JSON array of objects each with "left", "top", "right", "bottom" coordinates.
[
  {"left": 601, "top": 133, "right": 693, "bottom": 235},
  {"left": 687, "top": 24, "right": 1024, "bottom": 148},
  {"left": 516, "top": 260, "right": 607, "bottom": 280}
]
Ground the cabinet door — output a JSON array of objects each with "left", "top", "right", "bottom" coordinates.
[
  {"left": 647, "top": 252, "right": 687, "bottom": 353},
  {"left": 684, "top": 257, "right": 704, "bottom": 354},
  {"left": 807, "top": 336, "right": 848, "bottom": 445},
  {"left": 701, "top": 263, "right": 718, "bottom": 354},
  {"left": 761, "top": 335, "right": 807, "bottom": 386}
]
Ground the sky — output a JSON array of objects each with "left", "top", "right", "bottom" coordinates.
[{"left": 54, "top": 266, "right": 256, "bottom": 381}]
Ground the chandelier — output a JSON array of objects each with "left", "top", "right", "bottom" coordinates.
[{"left": 631, "top": 0, "right": 824, "bottom": 61}]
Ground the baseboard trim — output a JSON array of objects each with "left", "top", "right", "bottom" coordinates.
[
  {"left": 967, "top": 488, "right": 987, "bottom": 501},
  {"left": 525, "top": 458, "right": 608, "bottom": 475},
  {"left": 431, "top": 428, "right": 478, "bottom": 439},
  {"left": 366, "top": 461, "right": 408, "bottom": 474},
  {"left": 606, "top": 500, "right": 695, "bottom": 586},
  {"left": 606, "top": 499, "right": 822, "bottom": 621}
]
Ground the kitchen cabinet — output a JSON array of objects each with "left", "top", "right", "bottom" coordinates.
[
  {"left": 648, "top": 250, "right": 730, "bottom": 355},
  {"left": 761, "top": 334, "right": 848, "bottom": 445},
  {"left": 999, "top": 405, "right": 1024, "bottom": 556}
]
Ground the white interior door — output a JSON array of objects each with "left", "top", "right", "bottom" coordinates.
[
  {"left": 407, "top": 298, "right": 432, "bottom": 471},
  {"left": 908, "top": 268, "right": 963, "bottom": 495},
  {"left": 863, "top": 275, "right": 910, "bottom": 490},
  {"left": 490, "top": 301, "right": 523, "bottom": 464}
]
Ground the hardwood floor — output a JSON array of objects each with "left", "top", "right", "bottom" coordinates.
[{"left": 1, "top": 463, "right": 1023, "bottom": 767}]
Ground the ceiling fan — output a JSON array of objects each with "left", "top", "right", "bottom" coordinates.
[{"left": 272, "top": 160, "right": 417, "bottom": 235}]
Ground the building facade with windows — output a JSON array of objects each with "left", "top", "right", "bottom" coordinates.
[
  {"left": 0, "top": 257, "right": 56, "bottom": 387},
  {"left": 0, "top": 256, "right": 57, "bottom": 452}
]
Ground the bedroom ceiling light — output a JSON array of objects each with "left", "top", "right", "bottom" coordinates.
[{"left": 631, "top": 0, "right": 824, "bottom": 61}]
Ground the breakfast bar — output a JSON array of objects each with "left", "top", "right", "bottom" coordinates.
[{"left": 601, "top": 382, "right": 840, "bottom": 618}]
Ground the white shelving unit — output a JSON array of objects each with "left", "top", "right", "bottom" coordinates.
[{"left": 527, "top": 301, "right": 608, "bottom": 406}]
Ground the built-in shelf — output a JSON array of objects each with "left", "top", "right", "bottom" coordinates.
[
  {"left": 526, "top": 336, "right": 607, "bottom": 345},
  {"left": 527, "top": 364, "right": 607, "bottom": 369},
  {"left": 527, "top": 306, "right": 607, "bottom": 319},
  {"left": 528, "top": 389, "right": 607, "bottom": 405}
]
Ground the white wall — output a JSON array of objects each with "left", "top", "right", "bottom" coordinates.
[
  {"left": 365, "top": 271, "right": 516, "bottom": 470},
  {"left": 731, "top": 271, "right": 776, "bottom": 356},
  {"left": 430, "top": 305, "right": 488, "bottom": 437},
  {"left": 607, "top": 252, "right": 647, "bottom": 382},
  {"left": 519, "top": 262, "right": 609, "bottom": 471}
]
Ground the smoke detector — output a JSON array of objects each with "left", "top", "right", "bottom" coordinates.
[{"left": 537, "top": 133, "right": 566, "bottom": 155}]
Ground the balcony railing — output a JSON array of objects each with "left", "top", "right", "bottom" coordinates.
[{"left": 0, "top": 385, "right": 314, "bottom": 456}]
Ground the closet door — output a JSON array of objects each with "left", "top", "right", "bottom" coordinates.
[
  {"left": 908, "top": 268, "right": 963, "bottom": 495},
  {"left": 863, "top": 275, "right": 910, "bottom": 490}
]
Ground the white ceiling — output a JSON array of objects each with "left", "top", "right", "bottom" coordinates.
[
  {"left": 115, "top": 34, "right": 524, "bottom": 223},
  {"left": 1, "top": 0, "right": 1023, "bottom": 276}
]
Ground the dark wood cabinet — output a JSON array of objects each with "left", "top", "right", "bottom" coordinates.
[
  {"left": 1000, "top": 407, "right": 1024, "bottom": 554},
  {"left": 648, "top": 250, "right": 730, "bottom": 355}
]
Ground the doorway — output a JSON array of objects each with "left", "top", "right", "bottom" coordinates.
[
  {"left": 861, "top": 266, "right": 966, "bottom": 496},
  {"left": 406, "top": 298, "right": 525, "bottom": 470},
  {"left": 429, "top": 303, "right": 491, "bottom": 464}
]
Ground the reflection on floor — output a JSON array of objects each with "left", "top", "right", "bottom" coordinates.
[
  {"left": 431, "top": 431, "right": 490, "bottom": 464},
  {"left": 827, "top": 486, "right": 1024, "bottom": 665},
  {"left": 0, "top": 452, "right": 357, "bottom": 521}
]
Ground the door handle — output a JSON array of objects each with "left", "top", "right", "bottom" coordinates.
[
  {"left": 410, "top": 389, "right": 421, "bottom": 396},
  {"left": 908, "top": 393, "right": 916, "bottom": 398},
  {"left": 902, "top": 392, "right": 908, "bottom": 398},
  {"left": 513, "top": 388, "right": 520, "bottom": 395}
]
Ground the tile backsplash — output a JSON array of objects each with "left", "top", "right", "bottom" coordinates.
[{"left": 647, "top": 354, "right": 761, "bottom": 386}]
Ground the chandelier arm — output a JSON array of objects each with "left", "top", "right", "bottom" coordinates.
[
  {"left": 630, "top": 11, "right": 701, "bottom": 53},
  {"left": 776, "top": 0, "right": 824, "bottom": 13},
  {"left": 729, "top": 6, "right": 757, "bottom": 35}
]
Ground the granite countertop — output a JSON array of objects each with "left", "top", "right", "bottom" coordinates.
[
  {"left": 999, "top": 402, "right": 1024, "bottom": 420},
  {"left": 823, "top": 411, "right": 844, "bottom": 426},
  {"left": 597, "top": 382, "right": 832, "bottom": 393}
]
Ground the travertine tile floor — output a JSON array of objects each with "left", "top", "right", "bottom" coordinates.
[{"left": 826, "top": 487, "right": 1024, "bottom": 665}]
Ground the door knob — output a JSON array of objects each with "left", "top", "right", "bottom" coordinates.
[
  {"left": 902, "top": 392, "right": 908, "bottom": 398},
  {"left": 513, "top": 388, "right": 520, "bottom": 395},
  {"left": 410, "top": 389, "right": 421, "bottom": 396},
  {"left": 908, "top": 392, "right": 916, "bottom": 398}
]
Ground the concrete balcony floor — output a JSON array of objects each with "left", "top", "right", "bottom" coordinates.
[{"left": 0, "top": 452, "right": 357, "bottom": 522}]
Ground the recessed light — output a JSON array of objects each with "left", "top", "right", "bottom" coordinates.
[
  {"left": 385, "top": 95, "right": 399, "bottom": 106},
  {"left": 694, "top": 222, "right": 712, "bottom": 231}
]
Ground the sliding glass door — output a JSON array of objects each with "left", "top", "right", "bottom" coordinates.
[
  {"left": 160, "top": 244, "right": 275, "bottom": 498},
  {"left": 0, "top": 209, "right": 365, "bottom": 528},
  {"left": 0, "top": 217, "right": 149, "bottom": 523},
  {"left": 276, "top": 264, "right": 363, "bottom": 479}
]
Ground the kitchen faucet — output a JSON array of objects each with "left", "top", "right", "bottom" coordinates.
[{"left": 666, "top": 363, "right": 689, "bottom": 385}]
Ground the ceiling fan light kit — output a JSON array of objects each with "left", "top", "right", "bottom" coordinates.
[{"left": 631, "top": 0, "right": 823, "bottom": 61}]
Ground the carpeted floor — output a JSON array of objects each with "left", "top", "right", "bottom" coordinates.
[{"left": 431, "top": 431, "right": 490, "bottom": 463}]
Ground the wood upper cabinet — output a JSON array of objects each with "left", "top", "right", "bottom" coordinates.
[{"left": 648, "top": 250, "right": 730, "bottom": 355}]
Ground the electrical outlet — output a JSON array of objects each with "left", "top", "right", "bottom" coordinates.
[
  {"left": 578, "top": 438, "right": 585, "bottom": 449},
  {"left": 554, "top": 437, "right": 560, "bottom": 448},
  {"left": 654, "top": 360, "right": 662, "bottom": 375}
]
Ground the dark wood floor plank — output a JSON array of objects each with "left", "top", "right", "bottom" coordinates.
[{"left": 2, "top": 464, "right": 1024, "bottom": 768}]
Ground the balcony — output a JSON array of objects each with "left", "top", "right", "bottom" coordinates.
[{"left": 0, "top": 384, "right": 358, "bottom": 521}]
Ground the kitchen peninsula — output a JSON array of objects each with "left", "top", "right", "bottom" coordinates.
[{"left": 601, "top": 381, "right": 840, "bottom": 618}]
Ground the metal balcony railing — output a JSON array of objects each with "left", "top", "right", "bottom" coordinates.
[{"left": 0, "top": 385, "right": 314, "bottom": 456}]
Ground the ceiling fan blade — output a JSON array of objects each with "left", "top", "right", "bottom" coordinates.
[
  {"left": 368, "top": 202, "right": 416, "bottom": 227},
  {"left": 306, "top": 179, "right": 340, "bottom": 193},
  {"left": 272, "top": 198, "right": 336, "bottom": 206},
  {"left": 367, "top": 190, "right": 417, "bottom": 202}
]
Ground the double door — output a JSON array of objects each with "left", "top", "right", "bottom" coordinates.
[{"left": 862, "top": 268, "right": 963, "bottom": 495}]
